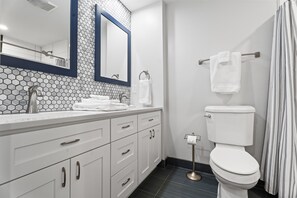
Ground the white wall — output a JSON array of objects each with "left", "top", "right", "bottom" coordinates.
[
  {"left": 166, "top": 0, "right": 276, "bottom": 164},
  {"left": 131, "top": 1, "right": 165, "bottom": 108},
  {"left": 131, "top": 1, "right": 168, "bottom": 160}
]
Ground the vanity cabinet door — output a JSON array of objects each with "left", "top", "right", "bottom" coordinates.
[
  {"left": 0, "top": 160, "right": 70, "bottom": 198},
  {"left": 138, "top": 125, "right": 162, "bottom": 184},
  {"left": 150, "top": 125, "right": 161, "bottom": 169},
  {"left": 70, "top": 144, "right": 110, "bottom": 198},
  {"left": 138, "top": 129, "right": 151, "bottom": 183}
]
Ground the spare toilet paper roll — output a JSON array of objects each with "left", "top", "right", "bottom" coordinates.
[{"left": 187, "top": 135, "right": 197, "bottom": 145}]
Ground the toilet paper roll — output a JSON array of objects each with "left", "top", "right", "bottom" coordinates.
[{"left": 187, "top": 135, "right": 197, "bottom": 145}]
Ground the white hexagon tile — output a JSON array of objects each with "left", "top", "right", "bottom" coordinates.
[{"left": 0, "top": 0, "right": 131, "bottom": 114}]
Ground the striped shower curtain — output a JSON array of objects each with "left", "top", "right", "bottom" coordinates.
[{"left": 260, "top": 0, "right": 297, "bottom": 197}]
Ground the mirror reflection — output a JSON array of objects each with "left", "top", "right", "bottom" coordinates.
[
  {"left": 95, "top": 4, "right": 131, "bottom": 87},
  {"left": 100, "top": 15, "right": 128, "bottom": 82},
  {"left": 0, "top": 0, "right": 70, "bottom": 68}
]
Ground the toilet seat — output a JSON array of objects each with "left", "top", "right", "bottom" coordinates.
[
  {"left": 210, "top": 147, "right": 259, "bottom": 175},
  {"left": 210, "top": 159, "right": 260, "bottom": 186},
  {"left": 210, "top": 147, "right": 260, "bottom": 185}
]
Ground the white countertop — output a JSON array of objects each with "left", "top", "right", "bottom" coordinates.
[{"left": 0, "top": 107, "right": 162, "bottom": 136}]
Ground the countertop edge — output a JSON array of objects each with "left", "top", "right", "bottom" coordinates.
[{"left": 0, "top": 107, "right": 163, "bottom": 136}]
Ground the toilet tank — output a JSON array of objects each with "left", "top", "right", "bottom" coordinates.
[{"left": 205, "top": 106, "right": 255, "bottom": 146}]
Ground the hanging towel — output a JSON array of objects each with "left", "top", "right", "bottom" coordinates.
[
  {"left": 210, "top": 52, "right": 241, "bottom": 94},
  {"left": 217, "top": 51, "right": 231, "bottom": 64},
  {"left": 139, "top": 79, "right": 152, "bottom": 105}
]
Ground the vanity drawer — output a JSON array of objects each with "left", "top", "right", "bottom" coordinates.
[
  {"left": 0, "top": 119, "right": 110, "bottom": 185},
  {"left": 138, "top": 111, "right": 161, "bottom": 131},
  {"left": 111, "top": 115, "right": 137, "bottom": 141},
  {"left": 111, "top": 161, "right": 138, "bottom": 198},
  {"left": 111, "top": 134, "right": 137, "bottom": 175}
]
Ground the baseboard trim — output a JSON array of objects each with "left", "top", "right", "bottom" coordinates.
[{"left": 163, "top": 157, "right": 213, "bottom": 174}]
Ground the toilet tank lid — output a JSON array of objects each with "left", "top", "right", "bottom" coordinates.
[{"left": 205, "top": 106, "right": 255, "bottom": 113}]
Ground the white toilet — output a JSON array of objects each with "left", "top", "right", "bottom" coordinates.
[{"left": 204, "top": 106, "right": 260, "bottom": 198}]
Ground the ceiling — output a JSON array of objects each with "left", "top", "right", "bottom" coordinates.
[
  {"left": 121, "top": 0, "right": 274, "bottom": 12},
  {"left": 121, "top": 0, "right": 161, "bottom": 11}
]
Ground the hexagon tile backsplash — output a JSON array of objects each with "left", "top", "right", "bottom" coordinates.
[{"left": 0, "top": 0, "right": 131, "bottom": 114}]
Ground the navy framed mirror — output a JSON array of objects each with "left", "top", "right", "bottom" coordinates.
[
  {"left": 95, "top": 4, "right": 131, "bottom": 87},
  {"left": 0, "top": 0, "right": 78, "bottom": 77}
]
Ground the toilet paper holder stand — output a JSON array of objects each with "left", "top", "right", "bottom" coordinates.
[
  {"left": 184, "top": 133, "right": 202, "bottom": 181},
  {"left": 184, "top": 133, "right": 201, "bottom": 141}
]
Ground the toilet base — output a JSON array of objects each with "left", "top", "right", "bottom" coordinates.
[{"left": 217, "top": 183, "right": 248, "bottom": 198}]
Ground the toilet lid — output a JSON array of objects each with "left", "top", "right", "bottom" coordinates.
[{"left": 210, "top": 148, "right": 259, "bottom": 175}]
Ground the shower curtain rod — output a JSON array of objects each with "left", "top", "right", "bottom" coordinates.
[
  {"left": 198, "top": 52, "right": 260, "bottom": 65},
  {"left": 0, "top": 40, "right": 66, "bottom": 60}
]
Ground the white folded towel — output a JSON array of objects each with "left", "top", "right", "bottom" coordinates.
[
  {"left": 139, "top": 79, "right": 152, "bottom": 106},
  {"left": 81, "top": 98, "right": 120, "bottom": 104},
  {"left": 72, "top": 102, "right": 128, "bottom": 111},
  {"left": 217, "top": 51, "right": 231, "bottom": 64},
  {"left": 90, "top": 95, "right": 110, "bottom": 100},
  {"left": 210, "top": 52, "right": 241, "bottom": 94}
]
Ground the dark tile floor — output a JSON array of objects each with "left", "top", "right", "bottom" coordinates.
[{"left": 129, "top": 165, "right": 277, "bottom": 198}]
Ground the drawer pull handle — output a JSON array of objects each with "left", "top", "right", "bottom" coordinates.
[
  {"left": 122, "top": 125, "right": 130, "bottom": 129},
  {"left": 61, "top": 139, "right": 80, "bottom": 146},
  {"left": 122, "top": 178, "right": 131, "bottom": 187},
  {"left": 76, "top": 161, "right": 81, "bottom": 180},
  {"left": 148, "top": 119, "right": 154, "bottom": 122},
  {"left": 122, "top": 149, "right": 130, "bottom": 155},
  {"left": 62, "top": 167, "right": 66, "bottom": 188}
]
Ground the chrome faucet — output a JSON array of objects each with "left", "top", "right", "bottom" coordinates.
[
  {"left": 26, "top": 85, "right": 43, "bottom": 113},
  {"left": 119, "top": 92, "right": 129, "bottom": 103}
]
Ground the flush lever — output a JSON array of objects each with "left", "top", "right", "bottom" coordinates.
[{"left": 204, "top": 114, "right": 211, "bottom": 118}]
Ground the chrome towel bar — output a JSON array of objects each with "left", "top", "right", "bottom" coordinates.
[{"left": 198, "top": 51, "right": 260, "bottom": 65}]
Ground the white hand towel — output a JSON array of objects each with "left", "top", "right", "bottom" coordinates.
[
  {"left": 90, "top": 95, "right": 110, "bottom": 100},
  {"left": 139, "top": 79, "right": 152, "bottom": 105},
  {"left": 217, "top": 51, "right": 231, "bottom": 64},
  {"left": 210, "top": 52, "right": 241, "bottom": 94}
]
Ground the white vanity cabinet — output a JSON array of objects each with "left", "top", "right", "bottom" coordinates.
[
  {"left": 0, "top": 108, "right": 162, "bottom": 198},
  {"left": 138, "top": 112, "right": 162, "bottom": 183},
  {"left": 0, "top": 119, "right": 111, "bottom": 198}
]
